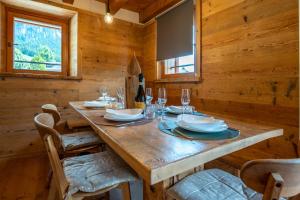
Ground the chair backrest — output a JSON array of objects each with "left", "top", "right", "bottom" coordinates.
[
  {"left": 34, "top": 113, "right": 63, "bottom": 153},
  {"left": 41, "top": 104, "right": 61, "bottom": 125},
  {"left": 44, "top": 135, "right": 69, "bottom": 200},
  {"left": 240, "top": 158, "right": 300, "bottom": 199}
]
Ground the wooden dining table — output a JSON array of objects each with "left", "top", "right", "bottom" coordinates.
[{"left": 69, "top": 101, "right": 283, "bottom": 200}]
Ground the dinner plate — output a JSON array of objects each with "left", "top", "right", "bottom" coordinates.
[{"left": 104, "top": 113, "right": 144, "bottom": 122}]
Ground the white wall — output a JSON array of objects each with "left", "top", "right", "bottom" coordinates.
[{"left": 50, "top": 0, "right": 140, "bottom": 24}]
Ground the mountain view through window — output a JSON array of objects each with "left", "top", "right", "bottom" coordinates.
[{"left": 13, "top": 17, "right": 62, "bottom": 72}]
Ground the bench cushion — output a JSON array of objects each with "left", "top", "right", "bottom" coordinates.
[
  {"left": 63, "top": 151, "right": 137, "bottom": 195},
  {"left": 62, "top": 131, "right": 103, "bottom": 151},
  {"left": 167, "top": 169, "right": 261, "bottom": 200}
]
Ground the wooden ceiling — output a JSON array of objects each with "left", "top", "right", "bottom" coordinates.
[{"left": 62, "top": 0, "right": 180, "bottom": 23}]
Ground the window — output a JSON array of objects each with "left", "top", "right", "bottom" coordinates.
[
  {"left": 6, "top": 8, "right": 69, "bottom": 76},
  {"left": 156, "top": 0, "right": 201, "bottom": 82},
  {"left": 159, "top": 54, "right": 195, "bottom": 78}
]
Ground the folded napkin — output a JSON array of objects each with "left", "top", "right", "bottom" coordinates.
[
  {"left": 176, "top": 114, "right": 228, "bottom": 133},
  {"left": 97, "top": 96, "right": 116, "bottom": 101},
  {"left": 105, "top": 109, "right": 143, "bottom": 119},
  {"left": 169, "top": 106, "right": 184, "bottom": 113},
  {"left": 83, "top": 101, "right": 107, "bottom": 108},
  {"left": 167, "top": 106, "right": 195, "bottom": 114},
  {"left": 178, "top": 114, "right": 224, "bottom": 125}
]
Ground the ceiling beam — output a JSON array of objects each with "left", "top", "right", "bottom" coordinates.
[
  {"left": 62, "top": 0, "right": 74, "bottom": 4},
  {"left": 139, "top": 0, "right": 182, "bottom": 23},
  {"left": 109, "top": 0, "right": 129, "bottom": 14}
]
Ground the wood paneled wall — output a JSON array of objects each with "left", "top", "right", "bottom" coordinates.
[
  {"left": 142, "top": 0, "right": 299, "bottom": 157},
  {"left": 0, "top": 4, "right": 143, "bottom": 159}
]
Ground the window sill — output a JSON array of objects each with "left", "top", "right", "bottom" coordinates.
[
  {"left": 154, "top": 76, "right": 202, "bottom": 83},
  {"left": 0, "top": 72, "right": 82, "bottom": 81}
]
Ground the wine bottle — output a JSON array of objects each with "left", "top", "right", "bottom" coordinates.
[{"left": 135, "top": 73, "right": 146, "bottom": 109}]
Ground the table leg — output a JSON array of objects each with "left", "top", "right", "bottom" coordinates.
[
  {"left": 143, "top": 181, "right": 165, "bottom": 200},
  {"left": 143, "top": 165, "right": 204, "bottom": 200}
]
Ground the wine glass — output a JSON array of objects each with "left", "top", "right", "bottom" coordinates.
[
  {"left": 181, "top": 89, "right": 190, "bottom": 118},
  {"left": 146, "top": 88, "right": 153, "bottom": 105},
  {"left": 100, "top": 87, "right": 108, "bottom": 101},
  {"left": 116, "top": 87, "right": 125, "bottom": 109},
  {"left": 158, "top": 88, "right": 167, "bottom": 120}
]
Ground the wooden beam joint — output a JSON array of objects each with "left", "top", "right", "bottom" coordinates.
[
  {"left": 109, "top": 0, "right": 128, "bottom": 14},
  {"left": 140, "top": 0, "right": 182, "bottom": 23},
  {"left": 62, "top": 0, "right": 74, "bottom": 4}
]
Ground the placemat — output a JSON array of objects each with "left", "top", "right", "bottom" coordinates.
[
  {"left": 158, "top": 119, "right": 240, "bottom": 140},
  {"left": 90, "top": 115, "right": 153, "bottom": 127}
]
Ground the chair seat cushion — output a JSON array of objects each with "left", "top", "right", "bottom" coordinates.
[
  {"left": 63, "top": 151, "right": 137, "bottom": 195},
  {"left": 62, "top": 131, "right": 103, "bottom": 151},
  {"left": 167, "top": 169, "right": 262, "bottom": 200}
]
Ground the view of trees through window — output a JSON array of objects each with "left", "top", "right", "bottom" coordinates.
[
  {"left": 163, "top": 54, "right": 195, "bottom": 75},
  {"left": 13, "top": 18, "right": 62, "bottom": 72}
]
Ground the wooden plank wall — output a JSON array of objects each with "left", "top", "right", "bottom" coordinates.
[
  {"left": 142, "top": 0, "right": 299, "bottom": 158},
  {"left": 0, "top": 4, "right": 144, "bottom": 159}
]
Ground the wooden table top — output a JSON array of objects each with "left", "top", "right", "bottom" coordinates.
[{"left": 69, "top": 101, "right": 283, "bottom": 185}]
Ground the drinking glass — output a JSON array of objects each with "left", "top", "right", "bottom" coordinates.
[
  {"left": 158, "top": 88, "right": 167, "bottom": 120},
  {"left": 181, "top": 89, "right": 190, "bottom": 118},
  {"left": 146, "top": 88, "right": 153, "bottom": 105},
  {"left": 144, "top": 104, "right": 156, "bottom": 120},
  {"left": 100, "top": 87, "right": 108, "bottom": 101},
  {"left": 116, "top": 87, "right": 125, "bottom": 109}
]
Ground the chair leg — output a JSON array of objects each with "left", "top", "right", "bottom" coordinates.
[
  {"left": 120, "top": 182, "right": 131, "bottom": 200},
  {"left": 48, "top": 177, "right": 57, "bottom": 200},
  {"left": 46, "top": 169, "right": 53, "bottom": 189}
]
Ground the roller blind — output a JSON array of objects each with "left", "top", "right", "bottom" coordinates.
[{"left": 156, "top": 0, "right": 194, "bottom": 61}]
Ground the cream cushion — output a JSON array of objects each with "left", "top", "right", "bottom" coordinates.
[
  {"left": 167, "top": 169, "right": 262, "bottom": 200},
  {"left": 63, "top": 150, "right": 137, "bottom": 195},
  {"left": 62, "top": 131, "right": 102, "bottom": 151}
]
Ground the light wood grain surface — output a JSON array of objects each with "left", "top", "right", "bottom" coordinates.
[{"left": 70, "top": 101, "right": 283, "bottom": 185}]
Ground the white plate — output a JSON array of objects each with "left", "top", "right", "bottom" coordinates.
[{"left": 104, "top": 113, "right": 144, "bottom": 122}]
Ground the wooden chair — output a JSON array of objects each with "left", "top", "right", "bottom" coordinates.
[
  {"left": 41, "top": 104, "right": 90, "bottom": 133},
  {"left": 44, "top": 135, "right": 137, "bottom": 200},
  {"left": 167, "top": 158, "right": 300, "bottom": 200},
  {"left": 34, "top": 113, "right": 102, "bottom": 158}
]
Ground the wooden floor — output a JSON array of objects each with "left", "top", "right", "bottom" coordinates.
[
  {"left": 0, "top": 153, "right": 299, "bottom": 200},
  {"left": 0, "top": 155, "right": 49, "bottom": 200}
]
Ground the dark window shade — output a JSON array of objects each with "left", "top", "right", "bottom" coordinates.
[{"left": 156, "top": 0, "right": 194, "bottom": 61}]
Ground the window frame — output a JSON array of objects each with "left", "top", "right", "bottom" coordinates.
[
  {"left": 160, "top": 56, "right": 196, "bottom": 79},
  {"left": 156, "top": 0, "right": 202, "bottom": 83},
  {"left": 6, "top": 7, "right": 69, "bottom": 76}
]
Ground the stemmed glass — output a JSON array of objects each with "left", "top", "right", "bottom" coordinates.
[
  {"left": 158, "top": 88, "right": 167, "bottom": 120},
  {"left": 100, "top": 87, "right": 108, "bottom": 101},
  {"left": 116, "top": 87, "right": 125, "bottom": 109},
  {"left": 146, "top": 88, "right": 153, "bottom": 105},
  {"left": 181, "top": 89, "right": 190, "bottom": 118}
]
